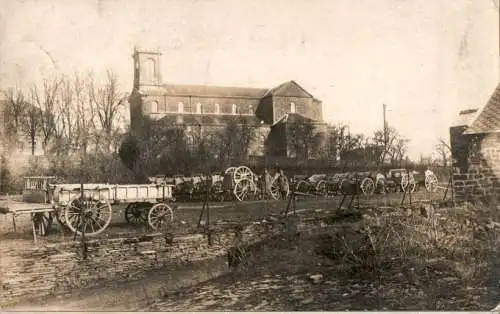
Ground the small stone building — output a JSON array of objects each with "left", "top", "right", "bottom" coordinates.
[
  {"left": 450, "top": 83, "right": 500, "bottom": 201},
  {"left": 128, "top": 48, "right": 327, "bottom": 159}
]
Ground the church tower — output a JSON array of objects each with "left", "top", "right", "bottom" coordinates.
[{"left": 132, "top": 47, "right": 162, "bottom": 89}]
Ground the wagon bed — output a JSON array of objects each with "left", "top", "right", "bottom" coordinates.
[{"left": 0, "top": 177, "right": 178, "bottom": 241}]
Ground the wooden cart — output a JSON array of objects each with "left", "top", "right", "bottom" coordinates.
[{"left": 0, "top": 176, "right": 176, "bottom": 240}]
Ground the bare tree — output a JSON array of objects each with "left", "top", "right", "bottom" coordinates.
[
  {"left": 2, "top": 87, "right": 27, "bottom": 149},
  {"left": 287, "top": 119, "right": 323, "bottom": 164},
  {"left": 372, "top": 126, "right": 408, "bottom": 166},
  {"left": 23, "top": 102, "right": 42, "bottom": 156},
  {"left": 73, "top": 72, "right": 96, "bottom": 155},
  {"left": 88, "top": 70, "right": 127, "bottom": 152},
  {"left": 434, "top": 138, "right": 451, "bottom": 167},
  {"left": 31, "top": 77, "right": 62, "bottom": 151}
]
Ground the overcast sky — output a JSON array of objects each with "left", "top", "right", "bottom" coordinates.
[{"left": 0, "top": 0, "right": 499, "bottom": 159}]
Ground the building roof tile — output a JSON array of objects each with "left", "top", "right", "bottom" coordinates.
[
  {"left": 465, "top": 83, "right": 500, "bottom": 134},
  {"left": 160, "top": 84, "right": 268, "bottom": 99}
]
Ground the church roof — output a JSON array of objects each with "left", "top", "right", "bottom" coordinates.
[
  {"left": 137, "top": 80, "right": 319, "bottom": 102},
  {"left": 161, "top": 84, "right": 268, "bottom": 99},
  {"left": 465, "top": 83, "right": 500, "bottom": 134},
  {"left": 263, "top": 80, "right": 314, "bottom": 98}
]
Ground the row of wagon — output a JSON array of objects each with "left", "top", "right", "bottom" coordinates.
[
  {"left": 293, "top": 168, "right": 440, "bottom": 197},
  {"left": 149, "top": 166, "right": 290, "bottom": 202},
  {"left": 154, "top": 167, "right": 440, "bottom": 202},
  {"left": 0, "top": 167, "right": 440, "bottom": 240}
]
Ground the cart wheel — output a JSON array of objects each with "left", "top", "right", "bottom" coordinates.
[
  {"left": 124, "top": 203, "right": 148, "bottom": 225},
  {"left": 233, "top": 166, "right": 254, "bottom": 183},
  {"left": 65, "top": 196, "right": 113, "bottom": 237},
  {"left": 401, "top": 173, "right": 417, "bottom": 193},
  {"left": 296, "top": 180, "right": 308, "bottom": 193},
  {"left": 360, "top": 177, "right": 375, "bottom": 195},
  {"left": 316, "top": 180, "right": 328, "bottom": 197},
  {"left": 270, "top": 175, "right": 290, "bottom": 200},
  {"left": 33, "top": 212, "right": 51, "bottom": 236},
  {"left": 425, "top": 173, "right": 439, "bottom": 192},
  {"left": 233, "top": 178, "right": 256, "bottom": 202},
  {"left": 148, "top": 203, "right": 174, "bottom": 230}
]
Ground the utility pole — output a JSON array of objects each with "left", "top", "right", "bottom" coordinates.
[{"left": 383, "top": 104, "right": 388, "bottom": 148}]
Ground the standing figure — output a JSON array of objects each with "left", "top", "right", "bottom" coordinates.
[{"left": 278, "top": 168, "right": 288, "bottom": 199}]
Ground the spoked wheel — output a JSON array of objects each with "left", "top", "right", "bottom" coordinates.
[
  {"left": 32, "top": 212, "right": 52, "bottom": 236},
  {"left": 270, "top": 175, "right": 290, "bottom": 200},
  {"left": 425, "top": 173, "right": 439, "bottom": 192},
  {"left": 296, "top": 180, "right": 308, "bottom": 193},
  {"left": 148, "top": 203, "right": 174, "bottom": 230},
  {"left": 233, "top": 178, "right": 256, "bottom": 202},
  {"left": 401, "top": 173, "right": 417, "bottom": 193},
  {"left": 360, "top": 177, "right": 375, "bottom": 195},
  {"left": 124, "top": 203, "right": 149, "bottom": 225},
  {"left": 233, "top": 166, "right": 254, "bottom": 183},
  {"left": 316, "top": 180, "right": 328, "bottom": 197},
  {"left": 225, "top": 167, "right": 236, "bottom": 174},
  {"left": 64, "top": 196, "right": 113, "bottom": 237}
]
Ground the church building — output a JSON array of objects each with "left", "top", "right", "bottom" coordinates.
[{"left": 128, "top": 48, "right": 327, "bottom": 159}]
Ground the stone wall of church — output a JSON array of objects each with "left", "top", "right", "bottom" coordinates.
[
  {"left": 273, "top": 96, "right": 316, "bottom": 123},
  {"left": 140, "top": 95, "right": 260, "bottom": 117}
]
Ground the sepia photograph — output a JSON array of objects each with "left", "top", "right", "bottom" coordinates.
[{"left": 0, "top": 0, "right": 499, "bottom": 311}]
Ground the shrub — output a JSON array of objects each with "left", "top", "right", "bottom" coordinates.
[
  {"left": 316, "top": 204, "right": 500, "bottom": 309},
  {"left": 0, "top": 155, "right": 12, "bottom": 194}
]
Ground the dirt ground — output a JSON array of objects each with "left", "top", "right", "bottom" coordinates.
[
  {"left": 3, "top": 189, "right": 466, "bottom": 311},
  {"left": 147, "top": 208, "right": 500, "bottom": 312}
]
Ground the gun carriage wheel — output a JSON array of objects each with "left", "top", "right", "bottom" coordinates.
[
  {"left": 233, "top": 178, "right": 257, "bottom": 202},
  {"left": 233, "top": 166, "right": 254, "bottom": 182},
  {"left": 360, "top": 177, "right": 375, "bottom": 195},
  {"left": 270, "top": 175, "right": 290, "bottom": 200},
  {"left": 425, "top": 173, "right": 439, "bottom": 192},
  {"left": 401, "top": 173, "right": 417, "bottom": 193},
  {"left": 316, "top": 180, "right": 328, "bottom": 197},
  {"left": 296, "top": 180, "right": 308, "bottom": 193}
]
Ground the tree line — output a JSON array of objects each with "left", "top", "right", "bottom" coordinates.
[
  {"left": 1, "top": 72, "right": 425, "bottom": 190},
  {"left": 1, "top": 70, "right": 130, "bottom": 185}
]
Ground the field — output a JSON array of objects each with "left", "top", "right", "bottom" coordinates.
[
  {"left": 5, "top": 186, "right": 500, "bottom": 311},
  {"left": 0, "top": 188, "right": 445, "bottom": 244}
]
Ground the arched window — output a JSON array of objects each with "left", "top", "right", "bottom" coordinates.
[
  {"left": 290, "top": 102, "right": 296, "bottom": 113},
  {"left": 149, "top": 101, "right": 158, "bottom": 113},
  {"left": 178, "top": 102, "right": 184, "bottom": 113},
  {"left": 215, "top": 103, "right": 220, "bottom": 114},
  {"left": 196, "top": 103, "right": 202, "bottom": 114},
  {"left": 232, "top": 104, "right": 237, "bottom": 114}
]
